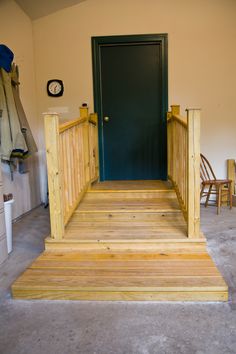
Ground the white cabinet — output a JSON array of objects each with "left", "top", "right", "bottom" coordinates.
[{"left": 0, "top": 168, "right": 8, "bottom": 264}]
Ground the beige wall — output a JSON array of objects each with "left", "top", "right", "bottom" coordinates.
[
  {"left": 33, "top": 0, "right": 236, "bottom": 182},
  {"left": 0, "top": 0, "right": 41, "bottom": 219}
]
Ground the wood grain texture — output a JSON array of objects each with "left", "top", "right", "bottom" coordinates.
[
  {"left": 91, "top": 180, "right": 172, "bottom": 190},
  {"left": 187, "top": 109, "right": 200, "bottom": 237},
  {"left": 44, "top": 114, "right": 64, "bottom": 239},
  {"left": 167, "top": 106, "right": 201, "bottom": 238},
  {"left": 12, "top": 181, "right": 227, "bottom": 301},
  {"left": 45, "top": 182, "right": 207, "bottom": 252},
  {"left": 12, "top": 251, "right": 228, "bottom": 301}
]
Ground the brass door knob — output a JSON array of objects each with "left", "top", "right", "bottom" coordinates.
[{"left": 104, "top": 116, "right": 110, "bottom": 122}]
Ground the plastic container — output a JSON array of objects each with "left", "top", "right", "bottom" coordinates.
[{"left": 4, "top": 199, "right": 14, "bottom": 254}]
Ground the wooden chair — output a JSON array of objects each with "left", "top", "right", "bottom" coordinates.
[{"left": 200, "top": 154, "right": 232, "bottom": 214}]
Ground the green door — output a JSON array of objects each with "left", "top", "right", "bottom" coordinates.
[{"left": 92, "top": 34, "right": 168, "bottom": 181}]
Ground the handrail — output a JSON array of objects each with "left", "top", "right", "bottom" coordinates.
[
  {"left": 44, "top": 107, "right": 99, "bottom": 239},
  {"left": 59, "top": 117, "right": 87, "bottom": 133},
  {"left": 167, "top": 105, "right": 200, "bottom": 238},
  {"left": 167, "top": 114, "right": 187, "bottom": 128}
]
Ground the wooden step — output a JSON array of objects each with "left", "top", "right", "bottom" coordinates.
[
  {"left": 65, "top": 212, "right": 187, "bottom": 239},
  {"left": 45, "top": 237, "right": 206, "bottom": 252},
  {"left": 91, "top": 180, "right": 172, "bottom": 190},
  {"left": 74, "top": 211, "right": 183, "bottom": 221},
  {"left": 77, "top": 197, "right": 181, "bottom": 213},
  {"left": 12, "top": 251, "right": 228, "bottom": 301},
  {"left": 84, "top": 189, "right": 176, "bottom": 200}
]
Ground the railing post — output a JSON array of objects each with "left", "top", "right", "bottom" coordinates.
[
  {"left": 44, "top": 113, "right": 64, "bottom": 239},
  {"left": 186, "top": 108, "right": 201, "bottom": 238},
  {"left": 171, "top": 105, "right": 180, "bottom": 116},
  {"left": 80, "top": 105, "right": 89, "bottom": 118},
  {"left": 167, "top": 111, "right": 172, "bottom": 178},
  {"left": 80, "top": 106, "right": 90, "bottom": 185},
  {"left": 170, "top": 106, "right": 180, "bottom": 183},
  {"left": 89, "top": 113, "right": 99, "bottom": 181}
]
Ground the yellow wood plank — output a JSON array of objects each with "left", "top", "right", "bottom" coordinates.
[
  {"left": 91, "top": 180, "right": 172, "bottom": 190},
  {"left": 12, "top": 178, "right": 228, "bottom": 302},
  {"left": 187, "top": 109, "right": 201, "bottom": 238},
  {"left": 85, "top": 190, "right": 176, "bottom": 200},
  {"left": 12, "top": 290, "right": 228, "bottom": 301},
  {"left": 73, "top": 211, "right": 183, "bottom": 221},
  {"left": 44, "top": 114, "right": 64, "bottom": 240},
  {"left": 12, "top": 248, "right": 228, "bottom": 301},
  {"left": 44, "top": 238, "right": 206, "bottom": 253},
  {"left": 34, "top": 252, "right": 212, "bottom": 261}
]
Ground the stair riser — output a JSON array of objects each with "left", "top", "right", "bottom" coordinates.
[
  {"left": 45, "top": 240, "right": 206, "bottom": 253},
  {"left": 85, "top": 191, "right": 176, "bottom": 200},
  {"left": 74, "top": 211, "right": 182, "bottom": 221},
  {"left": 12, "top": 289, "right": 228, "bottom": 301}
]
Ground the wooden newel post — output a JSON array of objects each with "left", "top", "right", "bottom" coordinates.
[
  {"left": 171, "top": 105, "right": 180, "bottom": 116},
  {"left": 170, "top": 106, "right": 180, "bottom": 182},
  {"left": 79, "top": 106, "right": 91, "bottom": 184},
  {"left": 186, "top": 109, "right": 201, "bottom": 238},
  {"left": 167, "top": 111, "right": 172, "bottom": 178},
  {"left": 80, "top": 106, "right": 89, "bottom": 118},
  {"left": 44, "top": 113, "right": 64, "bottom": 239}
]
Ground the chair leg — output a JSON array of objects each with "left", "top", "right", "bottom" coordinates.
[
  {"left": 205, "top": 185, "right": 212, "bottom": 208},
  {"left": 217, "top": 185, "right": 222, "bottom": 215},
  {"left": 200, "top": 185, "right": 205, "bottom": 201}
]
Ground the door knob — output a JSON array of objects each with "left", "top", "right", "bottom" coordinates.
[{"left": 104, "top": 116, "right": 110, "bottom": 122}]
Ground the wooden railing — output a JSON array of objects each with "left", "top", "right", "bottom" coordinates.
[
  {"left": 167, "top": 105, "right": 200, "bottom": 238},
  {"left": 44, "top": 107, "right": 99, "bottom": 239}
]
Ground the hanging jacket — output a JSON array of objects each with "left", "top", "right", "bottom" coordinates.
[
  {"left": 11, "top": 63, "right": 37, "bottom": 155},
  {"left": 0, "top": 67, "right": 28, "bottom": 161}
]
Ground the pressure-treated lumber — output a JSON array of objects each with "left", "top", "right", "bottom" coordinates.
[
  {"left": 167, "top": 105, "right": 200, "bottom": 238},
  {"left": 44, "top": 108, "right": 99, "bottom": 232},
  {"left": 187, "top": 109, "right": 200, "bottom": 238},
  {"left": 44, "top": 182, "right": 206, "bottom": 253},
  {"left": 44, "top": 113, "right": 64, "bottom": 240},
  {"left": 12, "top": 250, "right": 228, "bottom": 301},
  {"left": 91, "top": 180, "right": 172, "bottom": 190},
  {"left": 12, "top": 181, "right": 227, "bottom": 301}
]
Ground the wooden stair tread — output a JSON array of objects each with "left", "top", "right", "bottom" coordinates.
[
  {"left": 84, "top": 190, "right": 176, "bottom": 200},
  {"left": 78, "top": 198, "right": 180, "bottom": 212},
  {"left": 11, "top": 182, "right": 228, "bottom": 301},
  {"left": 66, "top": 198, "right": 187, "bottom": 240},
  {"left": 12, "top": 251, "right": 228, "bottom": 301},
  {"left": 91, "top": 180, "right": 172, "bottom": 190}
]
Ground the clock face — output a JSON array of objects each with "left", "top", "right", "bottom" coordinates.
[{"left": 47, "top": 79, "right": 64, "bottom": 97}]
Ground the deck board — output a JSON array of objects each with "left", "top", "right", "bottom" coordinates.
[
  {"left": 91, "top": 180, "right": 172, "bottom": 190},
  {"left": 12, "top": 251, "right": 228, "bottom": 301},
  {"left": 12, "top": 181, "right": 228, "bottom": 301},
  {"left": 65, "top": 185, "right": 186, "bottom": 241}
]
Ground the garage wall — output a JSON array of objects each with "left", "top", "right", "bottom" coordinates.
[
  {"left": 0, "top": 0, "right": 41, "bottom": 219},
  {"left": 33, "top": 0, "right": 236, "bottom": 189}
]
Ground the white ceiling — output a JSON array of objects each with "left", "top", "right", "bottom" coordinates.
[{"left": 15, "top": 0, "right": 87, "bottom": 20}]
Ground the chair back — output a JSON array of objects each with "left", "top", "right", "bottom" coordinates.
[{"left": 200, "top": 154, "right": 217, "bottom": 182}]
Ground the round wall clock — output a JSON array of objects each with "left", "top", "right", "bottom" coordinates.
[{"left": 47, "top": 79, "right": 64, "bottom": 97}]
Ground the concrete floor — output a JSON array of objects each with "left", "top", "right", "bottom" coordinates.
[{"left": 0, "top": 206, "right": 236, "bottom": 354}]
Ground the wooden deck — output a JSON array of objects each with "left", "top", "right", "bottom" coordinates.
[{"left": 12, "top": 181, "right": 228, "bottom": 301}]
